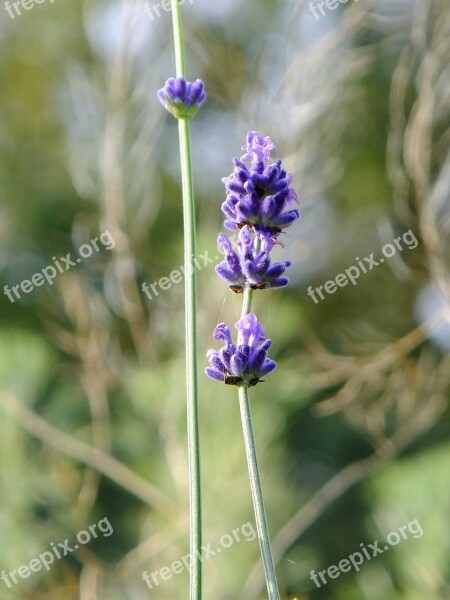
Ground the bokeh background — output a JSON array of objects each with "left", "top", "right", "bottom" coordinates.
[{"left": 1, "top": 0, "right": 450, "bottom": 598}]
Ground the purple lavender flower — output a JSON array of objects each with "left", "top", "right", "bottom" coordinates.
[
  {"left": 157, "top": 76, "right": 206, "bottom": 119},
  {"left": 205, "top": 314, "right": 276, "bottom": 386},
  {"left": 221, "top": 131, "right": 299, "bottom": 233},
  {"left": 216, "top": 225, "right": 291, "bottom": 292},
  {"left": 240, "top": 132, "right": 275, "bottom": 165}
]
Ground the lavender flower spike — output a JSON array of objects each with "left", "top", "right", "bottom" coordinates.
[
  {"left": 221, "top": 131, "right": 299, "bottom": 233},
  {"left": 205, "top": 130, "right": 294, "bottom": 600},
  {"left": 205, "top": 314, "right": 277, "bottom": 387},
  {"left": 157, "top": 76, "right": 206, "bottom": 120},
  {"left": 216, "top": 225, "right": 291, "bottom": 292}
]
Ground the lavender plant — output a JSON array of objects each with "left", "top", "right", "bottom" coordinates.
[
  {"left": 157, "top": 3, "right": 207, "bottom": 599},
  {"left": 206, "top": 133, "right": 299, "bottom": 599}
]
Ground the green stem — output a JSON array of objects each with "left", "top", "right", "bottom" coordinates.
[
  {"left": 171, "top": 0, "right": 186, "bottom": 77},
  {"left": 171, "top": 2, "right": 202, "bottom": 599},
  {"left": 239, "top": 287, "right": 280, "bottom": 600},
  {"left": 241, "top": 285, "right": 254, "bottom": 317},
  {"left": 240, "top": 235, "right": 259, "bottom": 317}
]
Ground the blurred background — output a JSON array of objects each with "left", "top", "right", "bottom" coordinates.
[{"left": 1, "top": 0, "right": 449, "bottom": 598}]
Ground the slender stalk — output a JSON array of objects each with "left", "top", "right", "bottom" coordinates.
[
  {"left": 238, "top": 287, "right": 280, "bottom": 600},
  {"left": 240, "top": 235, "right": 259, "bottom": 316},
  {"left": 241, "top": 285, "right": 254, "bottom": 317},
  {"left": 171, "top": 0, "right": 186, "bottom": 77},
  {"left": 170, "top": 2, "right": 202, "bottom": 599}
]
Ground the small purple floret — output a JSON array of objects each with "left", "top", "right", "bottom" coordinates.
[
  {"left": 240, "top": 131, "right": 275, "bottom": 166},
  {"left": 205, "top": 314, "right": 277, "bottom": 386},
  {"left": 157, "top": 76, "right": 206, "bottom": 119},
  {"left": 221, "top": 131, "right": 299, "bottom": 234},
  {"left": 215, "top": 225, "right": 291, "bottom": 292}
]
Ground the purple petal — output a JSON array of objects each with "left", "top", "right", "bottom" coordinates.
[
  {"left": 206, "top": 367, "right": 226, "bottom": 382},
  {"left": 213, "top": 323, "right": 232, "bottom": 344},
  {"left": 225, "top": 251, "right": 242, "bottom": 276},
  {"left": 219, "top": 347, "right": 233, "bottom": 371},
  {"left": 242, "top": 259, "right": 261, "bottom": 283},
  {"left": 221, "top": 201, "right": 237, "bottom": 220},
  {"left": 269, "top": 277, "right": 289, "bottom": 288},
  {"left": 272, "top": 209, "right": 299, "bottom": 228},
  {"left": 208, "top": 354, "right": 226, "bottom": 372},
  {"left": 229, "top": 354, "right": 243, "bottom": 377},
  {"left": 261, "top": 197, "right": 277, "bottom": 219},
  {"left": 259, "top": 359, "right": 277, "bottom": 376},
  {"left": 265, "top": 262, "right": 288, "bottom": 278},
  {"left": 189, "top": 79, "right": 205, "bottom": 103},
  {"left": 174, "top": 77, "right": 187, "bottom": 99},
  {"left": 235, "top": 313, "right": 265, "bottom": 347},
  {"left": 227, "top": 181, "right": 246, "bottom": 194},
  {"left": 217, "top": 233, "right": 233, "bottom": 254},
  {"left": 224, "top": 220, "right": 239, "bottom": 230},
  {"left": 248, "top": 347, "right": 267, "bottom": 373},
  {"left": 216, "top": 263, "right": 239, "bottom": 284},
  {"left": 256, "top": 253, "right": 270, "bottom": 276}
]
